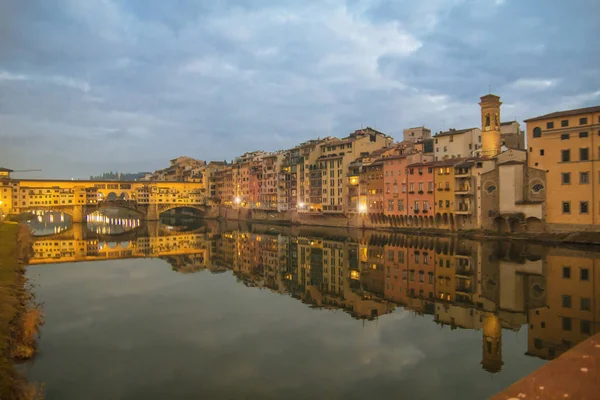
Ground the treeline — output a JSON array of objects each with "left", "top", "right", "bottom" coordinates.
[{"left": 89, "top": 171, "right": 150, "bottom": 181}]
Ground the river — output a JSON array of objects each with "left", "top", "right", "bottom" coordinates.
[{"left": 21, "top": 211, "right": 600, "bottom": 399}]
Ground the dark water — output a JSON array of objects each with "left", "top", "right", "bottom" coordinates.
[{"left": 23, "top": 218, "right": 600, "bottom": 400}]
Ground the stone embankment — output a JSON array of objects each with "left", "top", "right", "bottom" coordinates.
[
  {"left": 203, "top": 207, "right": 600, "bottom": 246},
  {"left": 492, "top": 333, "right": 600, "bottom": 400},
  {"left": 0, "top": 222, "right": 44, "bottom": 400}
]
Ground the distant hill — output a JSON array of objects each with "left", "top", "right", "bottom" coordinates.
[{"left": 89, "top": 171, "right": 150, "bottom": 181}]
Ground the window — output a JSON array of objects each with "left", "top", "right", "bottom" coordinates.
[
  {"left": 580, "top": 148, "right": 589, "bottom": 161},
  {"left": 580, "top": 267, "right": 589, "bottom": 281},
  {"left": 445, "top": 200, "right": 450, "bottom": 208},
  {"left": 580, "top": 131, "right": 588, "bottom": 138},
  {"left": 562, "top": 266, "right": 571, "bottom": 279},
  {"left": 540, "top": 149, "right": 545, "bottom": 156},
  {"left": 561, "top": 119, "right": 569, "bottom": 127},
  {"left": 562, "top": 295, "right": 571, "bottom": 308},
  {"left": 532, "top": 183, "right": 544, "bottom": 193},
  {"left": 423, "top": 201, "right": 429, "bottom": 211},
  {"left": 443, "top": 146, "right": 447, "bottom": 152},
  {"left": 580, "top": 172, "right": 589, "bottom": 184},
  {"left": 388, "top": 200, "right": 394, "bottom": 211},
  {"left": 561, "top": 133, "right": 570, "bottom": 140},
  {"left": 581, "top": 298, "right": 591, "bottom": 311},
  {"left": 398, "top": 200, "right": 404, "bottom": 211},
  {"left": 439, "top": 200, "right": 443, "bottom": 208},
  {"left": 562, "top": 317, "right": 572, "bottom": 331},
  {"left": 533, "top": 127, "right": 542, "bottom": 138},
  {"left": 561, "top": 149, "right": 570, "bottom": 162},
  {"left": 414, "top": 201, "right": 419, "bottom": 211},
  {"left": 580, "top": 117, "right": 588, "bottom": 125},
  {"left": 546, "top": 122, "right": 554, "bottom": 129},
  {"left": 581, "top": 320, "right": 591, "bottom": 335},
  {"left": 562, "top": 172, "right": 571, "bottom": 184},
  {"left": 562, "top": 201, "right": 571, "bottom": 214},
  {"left": 419, "top": 271, "right": 424, "bottom": 282},
  {"left": 580, "top": 201, "right": 589, "bottom": 214}
]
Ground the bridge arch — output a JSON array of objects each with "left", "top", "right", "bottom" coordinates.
[{"left": 106, "top": 192, "right": 118, "bottom": 201}]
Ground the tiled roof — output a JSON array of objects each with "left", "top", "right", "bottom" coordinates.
[
  {"left": 0, "top": 167, "right": 13, "bottom": 172},
  {"left": 500, "top": 121, "right": 517, "bottom": 126},
  {"left": 434, "top": 127, "right": 478, "bottom": 138},
  {"left": 524, "top": 105, "right": 600, "bottom": 122}
]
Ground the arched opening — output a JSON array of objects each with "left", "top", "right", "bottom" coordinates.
[
  {"left": 435, "top": 213, "right": 441, "bottom": 229},
  {"left": 106, "top": 192, "right": 118, "bottom": 201},
  {"left": 408, "top": 215, "right": 414, "bottom": 227},
  {"left": 526, "top": 217, "right": 544, "bottom": 233},
  {"left": 510, "top": 218, "right": 525, "bottom": 233},
  {"left": 119, "top": 192, "right": 130, "bottom": 201},
  {"left": 429, "top": 216, "right": 434, "bottom": 228},
  {"left": 442, "top": 213, "right": 449, "bottom": 226},
  {"left": 418, "top": 216, "right": 423, "bottom": 228},
  {"left": 494, "top": 217, "right": 510, "bottom": 233}
]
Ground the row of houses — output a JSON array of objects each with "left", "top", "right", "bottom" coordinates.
[{"left": 139, "top": 93, "right": 600, "bottom": 233}]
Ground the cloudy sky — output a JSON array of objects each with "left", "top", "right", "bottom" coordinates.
[{"left": 1, "top": 0, "right": 599, "bottom": 178}]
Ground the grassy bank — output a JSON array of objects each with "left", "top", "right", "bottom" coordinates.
[{"left": 0, "top": 222, "right": 44, "bottom": 400}]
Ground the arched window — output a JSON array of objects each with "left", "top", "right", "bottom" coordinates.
[
  {"left": 533, "top": 127, "right": 542, "bottom": 138},
  {"left": 485, "top": 113, "right": 491, "bottom": 127},
  {"left": 486, "top": 185, "right": 497, "bottom": 193}
]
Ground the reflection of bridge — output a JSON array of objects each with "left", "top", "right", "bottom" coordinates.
[
  {"left": 6, "top": 179, "right": 207, "bottom": 222},
  {"left": 29, "top": 221, "right": 212, "bottom": 268}
]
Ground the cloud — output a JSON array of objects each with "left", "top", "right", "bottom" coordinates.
[
  {"left": 0, "top": 0, "right": 599, "bottom": 178},
  {"left": 508, "top": 78, "right": 558, "bottom": 90}
]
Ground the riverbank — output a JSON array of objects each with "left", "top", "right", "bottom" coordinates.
[{"left": 0, "top": 222, "right": 44, "bottom": 400}]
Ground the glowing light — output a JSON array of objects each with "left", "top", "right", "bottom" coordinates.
[
  {"left": 298, "top": 202, "right": 305, "bottom": 208},
  {"left": 234, "top": 197, "right": 241, "bottom": 204},
  {"left": 358, "top": 204, "right": 367, "bottom": 213}
]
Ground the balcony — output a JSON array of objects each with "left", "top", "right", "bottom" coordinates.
[
  {"left": 455, "top": 279, "right": 473, "bottom": 294},
  {"left": 455, "top": 203, "right": 471, "bottom": 215},
  {"left": 455, "top": 186, "right": 473, "bottom": 195}
]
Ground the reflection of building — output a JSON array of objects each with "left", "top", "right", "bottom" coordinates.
[{"left": 527, "top": 248, "right": 600, "bottom": 360}]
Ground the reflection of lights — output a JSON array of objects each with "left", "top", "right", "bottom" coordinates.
[{"left": 350, "top": 270, "right": 360, "bottom": 280}]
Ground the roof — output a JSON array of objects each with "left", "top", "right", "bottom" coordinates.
[
  {"left": 497, "top": 160, "right": 525, "bottom": 166},
  {"left": 0, "top": 167, "right": 13, "bottom": 173},
  {"left": 434, "top": 127, "right": 478, "bottom": 138},
  {"left": 524, "top": 105, "right": 600, "bottom": 122},
  {"left": 500, "top": 120, "right": 518, "bottom": 126},
  {"left": 433, "top": 158, "right": 465, "bottom": 167}
]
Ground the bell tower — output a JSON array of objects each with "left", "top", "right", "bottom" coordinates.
[{"left": 479, "top": 94, "right": 502, "bottom": 157}]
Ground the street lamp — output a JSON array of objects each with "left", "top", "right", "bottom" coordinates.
[
  {"left": 358, "top": 204, "right": 367, "bottom": 214},
  {"left": 234, "top": 196, "right": 241, "bottom": 205},
  {"left": 298, "top": 202, "right": 305, "bottom": 209}
]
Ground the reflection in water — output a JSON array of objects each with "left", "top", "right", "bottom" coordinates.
[
  {"left": 86, "top": 211, "right": 141, "bottom": 235},
  {"left": 29, "top": 222, "right": 600, "bottom": 369}
]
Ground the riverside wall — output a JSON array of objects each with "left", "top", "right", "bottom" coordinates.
[{"left": 203, "top": 206, "right": 600, "bottom": 245}]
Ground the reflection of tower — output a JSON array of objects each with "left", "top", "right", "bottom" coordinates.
[
  {"left": 481, "top": 313, "right": 503, "bottom": 373},
  {"left": 479, "top": 94, "right": 502, "bottom": 158}
]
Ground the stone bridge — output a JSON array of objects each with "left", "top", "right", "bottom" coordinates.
[{"left": 4, "top": 178, "right": 207, "bottom": 223}]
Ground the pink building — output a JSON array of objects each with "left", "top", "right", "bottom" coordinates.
[{"left": 406, "top": 161, "right": 435, "bottom": 227}]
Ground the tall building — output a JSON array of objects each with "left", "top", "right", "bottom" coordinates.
[
  {"left": 480, "top": 94, "right": 502, "bottom": 158},
  {"left": 316, "top": 127, "right": 393, "bottom": 214},
  {"left": 525, "top": 105, "right": 600, "bottom": 231}
]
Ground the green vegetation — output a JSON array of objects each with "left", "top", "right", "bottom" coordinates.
[
  {"left": 0, "top": 223, "right": 44, "bottom": 400},
  {"left": 89, "top": 171, "right": 150, "bottom": 181}
]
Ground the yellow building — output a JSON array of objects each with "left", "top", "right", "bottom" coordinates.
[
  {"left": 434, "top": 159, "right": 460, "bottom": 229},
  {"left": 525, "top": 105, "right": 600, "bottom": 230},
  {"left": 0, "top": 168, "right": 14, "bottom": 219},
  {"left": 480, "top": 94, "right": 502, "bottom": 158}
]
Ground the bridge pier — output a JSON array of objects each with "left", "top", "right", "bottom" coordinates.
[{"left": 146, "top": 204, "right": 159, "bottom": 221}]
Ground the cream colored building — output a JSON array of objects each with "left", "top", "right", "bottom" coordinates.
[
  {"left": 433, "top": 128, "right": 482, "bottom": 161},
  {"left": 317, "top": 127, "right": 393, "bottom": 213}
]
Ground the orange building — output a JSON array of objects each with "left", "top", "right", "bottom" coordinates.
[{"left": 525, "top": 105, "right": 600, "bottom": 231}]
